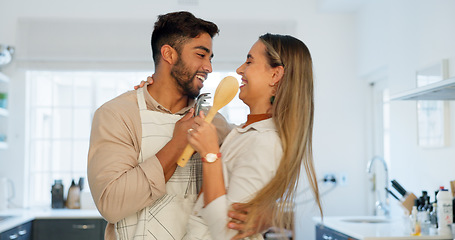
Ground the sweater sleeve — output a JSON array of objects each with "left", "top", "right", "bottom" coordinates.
[{"left": 87, "top": 104, "right": 166, "bottom": 223}]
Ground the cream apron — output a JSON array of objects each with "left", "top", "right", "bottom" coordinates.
[{"left": 116, "top": 87, "right": 201, "bottom": 240}]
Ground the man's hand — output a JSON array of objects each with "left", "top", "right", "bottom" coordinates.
[
  {"left": 156, "top": 108, "right": 195, "bottom": 182},
  {"left": 227, "top": 203, "right": 271, "bottom": 240},
  {"left": 134, "top": 76, "right": 154, "bottom": 90},
  {"left": 173, "top": 108, "right": 195, "bottom": 147}
]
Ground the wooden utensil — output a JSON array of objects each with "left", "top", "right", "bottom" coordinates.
[{"left": 177, "top": 76, "right": 239, "bottom": 167}]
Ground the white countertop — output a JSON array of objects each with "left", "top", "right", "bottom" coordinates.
[
  {"left": 0, "top": 208, "right": 103, "bottom": 232},
  {"left": 314, "top": 216, "right": 453, "bottom": 240}
]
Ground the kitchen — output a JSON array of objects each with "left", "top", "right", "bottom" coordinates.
[{"left": 1, "top": 0, "right": 455, "bottom": 239}]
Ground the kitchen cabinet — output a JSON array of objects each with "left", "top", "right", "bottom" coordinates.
[
  {"left": 32, "top": 218, "right": 107, "bottom": 240},
  {"left": 0, "top": 72, "right": 8, "bottom": 149},
  {"left": 0, "top": 221, "right": 32, "bottom": 240},
  {"left": 316, "top": 224, "right": 359, "bottom": 240},
  {"left": 391, "top": 76, "right": 455, "bottom": 100}
]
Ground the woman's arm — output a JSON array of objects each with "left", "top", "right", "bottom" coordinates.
[
  {"left": 188, "top": 118, "right": 282, "bottom": 239},
  {"left": 187, "top": 113, "right": 225, "bottom": 206}
]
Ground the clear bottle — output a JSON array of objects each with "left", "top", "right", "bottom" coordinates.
[
  {"left": 410, "top": 206, "right": 421, "bottom": 236},
  {"left": 436, "top": 188, "right": 453, "bottom": 236},
  {"left": 429, "top": 202, "right": 438, "bottom": 235}
]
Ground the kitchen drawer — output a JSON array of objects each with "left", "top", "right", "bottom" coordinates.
[
  {"left": 0, "top": 221, "right": 32, "bottom": 240},
  {"left": 33, "top": 218, "right": 107, "bottom": 240},
  {"left": 316, "top": 224, "right": 359, "bottom": 240}
]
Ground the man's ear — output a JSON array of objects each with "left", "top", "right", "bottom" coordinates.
[
  {"left": 161, "top": 45, "right": 178, "bottom": 65},
  {"left": 270, "top": 66, "right": 284, "bottom": 86}
]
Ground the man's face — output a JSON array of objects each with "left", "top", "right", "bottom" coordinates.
[{"left": 170, "top": 33, "right": 213, "bottom": 99}]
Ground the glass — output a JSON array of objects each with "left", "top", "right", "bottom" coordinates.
[
  {"left": 52, "top": 108, "right": 72, "bottom": 139},
  {"left": 31, "top": 73, "right": 53, "bottom": 106},
  {"left": 29, "top": 140, "right": 52, "bottom": 171},
  {"left": 28, "top": 173, "right": 53, "bottom": 207},
  {"left": 73, "top": 108, "right": 91, "bottom": 139},
  {"left": 73, "top": 77, "right": 92, "bottom": 107},
  {"left": 51, "top": 141, "right": 72, "bottom": 172},
  {"left": 72, "top": 141, "right": 89, "bottom": 172},
  {"left": 31, "top": 108, "right": 53, "bottom": 139},
  {"left": 53, "top": 77, "right": 73, "bottom": 107}
]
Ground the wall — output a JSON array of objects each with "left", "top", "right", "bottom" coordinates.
[
  {"left": 357, "top": 0, "right": 455, "bottom": 207},
  {"left": 0, "top": 0, "right": 363, "bottom": 239}
]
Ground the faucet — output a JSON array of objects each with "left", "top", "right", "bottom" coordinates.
[{"left": 366, "top": 156, "right": 390, "bottom": 217}]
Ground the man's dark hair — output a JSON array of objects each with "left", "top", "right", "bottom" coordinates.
[{"left": 151, "top": 11, "right": 219, "bottom": 65}]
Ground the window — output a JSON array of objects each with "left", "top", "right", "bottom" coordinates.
[{"left": 27, "top": 70, "right": 246, "bottom": 207}]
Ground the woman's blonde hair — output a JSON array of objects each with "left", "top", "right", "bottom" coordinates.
[{"left": 243, "top": 33, "right": 322, "bottom": 234}]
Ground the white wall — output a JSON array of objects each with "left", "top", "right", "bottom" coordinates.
[
  {"left": 357, "top": 0, "right": 455, "bottom": 206},
  {"left": 0, "top": 0, "right": 363, "bottom": 239}
]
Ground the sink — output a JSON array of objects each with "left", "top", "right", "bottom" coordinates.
[
  {"left": 342, "top": 217, "right": 390, "bottom": 224},
  {"left": 0, "top": 215, "right": 13, "bottom": 222}
]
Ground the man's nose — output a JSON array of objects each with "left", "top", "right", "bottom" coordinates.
[{"left": 202, "top": 60, "right": 212, "bottom": 73}]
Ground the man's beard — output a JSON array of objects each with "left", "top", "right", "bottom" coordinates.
[{"left": 170, "top": 56, "right": 201, "bottom": 99}]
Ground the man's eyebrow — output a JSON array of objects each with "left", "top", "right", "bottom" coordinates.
[{"left": 195, "top": 46, "right": 214, "bottom": 58}]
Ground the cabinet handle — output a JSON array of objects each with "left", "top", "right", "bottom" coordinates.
[
  {"left": 8, "top": 234, "right": 18, "bottom": 240},
  {"left": 18, "top": 230, "right": 27, "bottom": 235},
  {"left": 322, "top": 234, "right": 333, "bottom": 240},
  {"left": 72, "top": 224, "right": 96, "bottom": 230}
]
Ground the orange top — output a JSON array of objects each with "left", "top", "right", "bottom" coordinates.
[{"left": 242, "top": 113, "right": 273, "bottom": 128}]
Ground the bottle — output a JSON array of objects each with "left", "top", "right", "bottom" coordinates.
[
  {"left": 410, "top": 206, "right": 421, "bottom": 236},
  {"left": 66, "top": 180, "right": 81, "bottom": 209},
  {"left": 429, "top": 203, "right": 438, "bottom": 235},
  {"left": 419, "top": 191, "right": 428, "bottom": 211},
  {"left": 436, "top": 188, "right": 453, "bottom": 236},
  {"left": 51, "top": 180, "right": 64, "bottom": 209}
]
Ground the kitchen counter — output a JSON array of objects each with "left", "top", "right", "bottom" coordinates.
[
  {"left": 314, "top": 216, "right": 453, "bottom": 240},
  {"left": 0, "top": 208, "right": 103, "bottom": 233}
]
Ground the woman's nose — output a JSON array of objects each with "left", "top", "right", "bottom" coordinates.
[{"left": 236, "top": 63, "right": 245, "bottom": 75}]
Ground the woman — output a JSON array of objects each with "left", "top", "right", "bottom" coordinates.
[{"left": 184, "top": 33, "right": 322, "bottom": 239}]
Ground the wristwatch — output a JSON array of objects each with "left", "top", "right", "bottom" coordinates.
[{"left": 202, "top": 153, "right": 221, "bottom": 163}]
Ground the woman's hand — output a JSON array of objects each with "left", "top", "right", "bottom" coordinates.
[
  {"left": 134, "top": 76, "right": 154, "bottom": 90},
  {"left": 187, "top": 111, "right": 220, "bottom": 157}
]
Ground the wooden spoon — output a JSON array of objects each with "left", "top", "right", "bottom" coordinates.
[{"left": 177, "top": 76, "right": 239, "bottom": 167}]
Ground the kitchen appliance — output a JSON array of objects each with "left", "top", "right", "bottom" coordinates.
[{"left": 0, "top": 177, "right": 14, "bottom": 211}]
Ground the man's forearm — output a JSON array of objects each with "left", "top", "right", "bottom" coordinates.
[{"left": 156, "top": 138, "right": 186, "bottom": 182}]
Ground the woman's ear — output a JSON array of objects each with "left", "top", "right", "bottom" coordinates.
[
  {"left": 270, "top": 66, "right": 284, "bottom": 86},
  {"left": 161, "top": 45, "right": 178, "bottom": 65}
]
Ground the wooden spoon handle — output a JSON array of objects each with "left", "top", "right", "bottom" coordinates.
[{"left": 177, "top": 76, "right": 239, "bottom": 167}]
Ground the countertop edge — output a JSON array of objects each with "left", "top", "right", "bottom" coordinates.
[
  {"left": 313, "top": 216, "right": 452, "bottom": 240},
  {"left": 0, "top": 209, "right": 104, "bottom": 232}
]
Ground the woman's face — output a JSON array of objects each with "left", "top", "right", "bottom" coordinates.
[{"left": 236, "top": 40, "right": 275, "bottom": 113}]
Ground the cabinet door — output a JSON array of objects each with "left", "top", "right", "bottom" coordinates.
[
  {"left": 33, "top": 219, "right": 106, "bottom": 240},
  {"left": 0, "top": 221, "right": 32, "bottom": 240},
  {"left": 316, "top": 224, "right": 358, "bottom": 240}
]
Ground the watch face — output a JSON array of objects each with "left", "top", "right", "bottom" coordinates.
[{"left": 205, "top": 153, "right": 217, "bottom": 163}]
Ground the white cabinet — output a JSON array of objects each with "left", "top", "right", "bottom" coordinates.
[
  {"left": 0, "top": 72, "right": 9, "bottom": 149},
  {"left": 391, "top": 77, "right": 455, "bottom": 101}
]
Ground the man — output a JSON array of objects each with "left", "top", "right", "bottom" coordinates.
[{"left": 87, "top": 11, "right": 252, "bottom": 240}]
